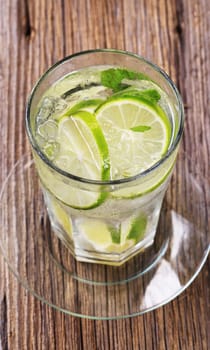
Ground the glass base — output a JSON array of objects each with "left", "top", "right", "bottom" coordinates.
[
  {"left": 0, "top": 152, "right": 209, "bottom": 319},
  {"left": 42, "top": 171, "right": 166, "bottom": 266},
  {"left": 50, "top": 222, "right": 158, "bottom": 266}
]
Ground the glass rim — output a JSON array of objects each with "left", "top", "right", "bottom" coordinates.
[{"left": 25, "top": 48, "right": 185, "bottom": 186}]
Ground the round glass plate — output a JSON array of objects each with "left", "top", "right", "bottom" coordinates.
[{"left": 0, "top": 151, "right": 209, "bottom": 320}]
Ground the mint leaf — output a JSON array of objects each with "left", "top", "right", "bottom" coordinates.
[
  {"left": 130, "top": 125, "right": 151, "bottom": 132},
  {"left": 101, "top": 68, "right": 149, "bottom": 92},
  {"left": 135, "top": 89, "right": 160, "bottom": 104}
]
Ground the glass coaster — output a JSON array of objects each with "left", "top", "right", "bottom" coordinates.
[{"left": 0, "top": 151, "right": 209, "bottom": 319}]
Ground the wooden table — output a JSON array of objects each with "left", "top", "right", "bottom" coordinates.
[{"left": 0, "top": 0, "right": 209, "bottom": 349}]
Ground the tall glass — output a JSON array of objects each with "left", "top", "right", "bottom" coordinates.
[{"left": 26, "top": 49, "right": 184, "bottom": 265}]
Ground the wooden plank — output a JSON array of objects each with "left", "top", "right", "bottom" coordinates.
[{"left": 0, "top": 0, "right": 209, "bottom": 349}]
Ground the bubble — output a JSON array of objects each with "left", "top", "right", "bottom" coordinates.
[
  {"left": 104, "top": 159, "right": 110, "bottom": 170},
  {"left": 55, "top": 155, "right": 70, "bottom": 171}
]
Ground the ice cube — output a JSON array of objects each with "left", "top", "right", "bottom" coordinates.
[
  {"left": 37, "top": 120, "right": 58, "bottom": 141},
  {"left": 36, "top": 96, "right": 56, "bottom": 124},
  {"left": 51, "top": 98, "right": 68, "bottom": 120},
  {"left": 54, "top": 98, "right": 68, "bottom": 113},
  {"left": 35, "top": 133, "right": 46, "bottom": 148}
]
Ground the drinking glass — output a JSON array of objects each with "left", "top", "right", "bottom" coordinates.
[{"left": 26, "top": 49, "right": 184, "bottom": 265}]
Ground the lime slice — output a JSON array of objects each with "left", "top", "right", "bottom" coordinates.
[
  {"left": 96, "top": 96, "right": 171, "bottom": 179},
  {"left": 55, "top": 111, "right": 110, "bottom": 208},
  {"left": 95, "top": 95, "right": 173, "bottom": 197},
  {"left": 51, "top": 199, "right": 72, "bottom": 237},
  {"left": 36, "top": 111, "right": 110, "bottom": 209},
  {"left": 56, "top": 111, "right": 110, "bottom": 180}
]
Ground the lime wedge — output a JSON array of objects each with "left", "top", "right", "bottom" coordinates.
[
  {"left": 51, "top": 199, "right": 72, "bottom": 237},
  {"left": 77, "top": 214, "right": 147, "bottom": 254},
  {"left": 78, "top": 218, "right": 114, "bottom": 250},
  {"left": 77, "top": 218, "right": 134, "bottom": 253},
  {"left": 96, "top": 96, "right": 171, "bottom": 180}
]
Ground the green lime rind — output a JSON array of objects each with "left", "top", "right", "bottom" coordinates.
[
  {"left": 111, "top": 88, "right": 161, "bottom": 105},
  {"left": 126, "top": 215, "right": 147, "bottom": 242},
  {"left": 110, "top": 227, "right": 121, "bottom": 244},
  {"left": 40, "top": 178, "right": 108, "bottom": 210},
  {"left": 53, "top": 99, "right": 104, "bottom": 122},
  {"left": 64, "top": 99, "right": 104, "bottom": 115}
]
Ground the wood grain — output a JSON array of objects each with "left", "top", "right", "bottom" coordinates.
[{"left": 0, "top": 0, "right": 209, "bottom": 349}]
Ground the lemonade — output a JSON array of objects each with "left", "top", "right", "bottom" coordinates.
[{"left": 26, "top": 50, "right": 184, "bottom": 265}]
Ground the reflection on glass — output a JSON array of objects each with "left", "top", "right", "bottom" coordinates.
[
  {"left": 141, "top": 259, "right": 181, "bottom": 308},
  {"left": 170, "top": 210, "right": 190, "bottom": 260}
]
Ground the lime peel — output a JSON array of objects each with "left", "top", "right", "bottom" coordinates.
[
  {"left": 63, "top": 99, "right": 104, "bottom": 116},
  {"left": 126, "top": 215, "right": 147, "bottom": 242}
]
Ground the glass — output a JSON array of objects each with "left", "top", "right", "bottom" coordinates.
[
  {"left": 0, "top": 151, "right": 209, "bottom": 319},
  {"left": 26, "top": 49, "right": 184, "bottom": 265}
]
